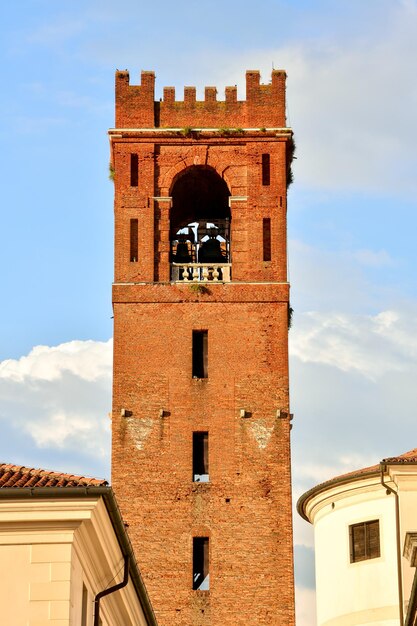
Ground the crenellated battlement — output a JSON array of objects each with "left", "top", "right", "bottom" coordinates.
[{"left": 115, "top": 69, "right": 287, "bottom": 129}]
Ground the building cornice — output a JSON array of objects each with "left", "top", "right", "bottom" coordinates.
[
  {"left": 0, "top": 486, "right": 157, "bottom": 626},
  {"left": 297, "top": 467, "right": 381, "bottom": 522},
  {"left": 298, "top": 457, "right": 417, "bottom": 523}
]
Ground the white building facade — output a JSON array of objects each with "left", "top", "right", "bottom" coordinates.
[{"left": 298, "top": 449, "right": 417, "bottom": 626}]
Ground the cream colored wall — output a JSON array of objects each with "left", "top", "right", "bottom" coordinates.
[
  {"left": 70, "top": 548, "right": 90, "bottom": 625},
  {"left": 389, "top": 467, "right": 417, "bottom": 619},
  {"left": 72, "top": 497, "right": 150, "bottom": 626},
  {"left": 0, "top": 532, "right": 73, "bottom": 626},
  {"left": 0, "top": 544, "right": 32, "bottom": 626},
  {"left": 0, "top": 496, "right": 152, "bottom": 626},
  {"left": 310, "top": 479, "right": 400, "bottom": 626},
  {"left": 400, "top": 489, "right": 417, "bottom": 618}
]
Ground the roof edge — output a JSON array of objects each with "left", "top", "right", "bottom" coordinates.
[
  {"left": 298, "top": 448, "right": 417, "bottom": 523},
  {"left": 0, "top": 486, "right": 157, "bottom": 626},
  {"left": 296, "top": 466, "right": 381, "bottom": 522}
]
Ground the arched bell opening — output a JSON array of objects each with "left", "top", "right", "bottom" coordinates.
[{"left": 169, "top": 166, "right": 231, "bottom": 281}]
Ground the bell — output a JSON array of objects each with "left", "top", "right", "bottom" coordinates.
[
  {"left": 174, "top": 242, "right": 191, "bottom": 263},
  {"left": 198, "top": 237, "right": 224, "bottom": 263}
]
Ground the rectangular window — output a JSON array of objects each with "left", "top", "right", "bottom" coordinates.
[
  {"left": 193, "top": 432, "right": 209, "bottom": 482},
  {"left": 193, "top": 537, "right": 209, "bottom": 590},
  {"left": 130, "top": 219, "right": 138, "bottom": 262},
  {"left": 81, "top": 584, "right": 88, "bottom": 626},
  {"left": 263, "top": 218, "right": 271, "bottom": 261},
  {"left": 192, "top": 330, "right": 208, "bottom": 378},
  {"left": 262, "top": 153, "right": 270, "bottom": 186},
  {"left": 130, "top": 153, "right": 138, "bottom": 187},
  {"left": 349, "top": 520, "right": 380, "bottom": 563}
]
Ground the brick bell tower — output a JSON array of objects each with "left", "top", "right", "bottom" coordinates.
[{"left": 110, "top": 69, "right": 295, "bottom": 626}]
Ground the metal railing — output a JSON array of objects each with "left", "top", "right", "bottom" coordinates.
[{"left": 171, "top": 263, "right": 231, "bottom": 282}]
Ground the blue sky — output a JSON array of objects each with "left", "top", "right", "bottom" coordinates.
[{"left": 1, "top": 2, "right": 417, "bottom": 623}]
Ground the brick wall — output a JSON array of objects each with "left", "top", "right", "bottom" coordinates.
[
  {"left": 112, "top": 137, "right": 290, "bottom": 284},
  {"left": 115, "top": 70, "right": 286, "bottom": 129}
]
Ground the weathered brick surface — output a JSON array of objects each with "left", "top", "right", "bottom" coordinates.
[
  {"left": 111, "top": 69, "right": 295, "bottom": 626},
  {"left": 112, "top": 137, "right": 289, "bottom": 284},
  {"left": 114, "top": 70, "right": 286, "bottom": 129}
]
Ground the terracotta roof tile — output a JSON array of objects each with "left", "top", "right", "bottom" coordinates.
[
  {"left": 382, "top": 447, "right": 417, "bottom": 464},
  {"left": 0, "top": 463, "right": 108, "bottom": 489}
]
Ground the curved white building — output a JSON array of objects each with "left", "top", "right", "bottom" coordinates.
[{"left": 298, "top": 449, "right": 417, "bottom": 626}]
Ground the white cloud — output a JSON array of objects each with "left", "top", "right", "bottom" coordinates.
[
  {"left": 290, "top": 308, "right": 417, "bottom": 380},
  {"left": 294, "top": 455, "right": 371, "bottom": 488},
  {"left": 14, "top": 3, "right": 417, "bottom": 196},
  {"left": 0, "top": 339, "right": 112, "bottom": 383},
  {"left": 284, "top": 35, "right": 417, "bottom": 194},
  {"left": 289, "top": 296, "right": 417, "bottom": 517},
  {"left": 0, "top": 339, "right": 112, "bottom": 471},
  {"left": 196, "top": 3, "right": 417, "bottom": 197},
  {"left": 295, "top": 587, "right": 317, "bottom": 626},
  {"left": 290, "top": 302, "right": 417, "bottom": 626}
]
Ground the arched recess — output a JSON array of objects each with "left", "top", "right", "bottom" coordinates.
[
  {"left": 158, "top": 152, "right": 235, "bottom": 196},
  {"left": 169, "top": 165, "right": 231, "bottom": 266}
]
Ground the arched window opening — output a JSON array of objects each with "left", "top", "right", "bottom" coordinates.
[{"left": 170, "top": 167, "right": 231, "bottom": 282}]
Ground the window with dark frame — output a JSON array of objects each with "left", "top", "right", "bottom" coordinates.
[
  {"left": 193, "top": 537, "right": 209, "bottom": 590},
  {"left": 130, "top": 153, "right": 138, "bottom": 187},
  {"left": 193, "top": 432, "right": 209, "bottom": 482},
  {"left": 192, "top": 330, "right": 208, "bottom": 378},
  {"left": 130, "top": 218, "right": 138, "bottom": 262},
  {"left": 349, "top": 520, "right": 380, "bottom": 563},
  {"left": 262, "top": 153, "right": 270, "bottom": 186},
  {"left": 263, "top": 218, "right": 271, "bottom": 262}
]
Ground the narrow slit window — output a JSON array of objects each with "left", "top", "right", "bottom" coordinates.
[
  {"left": 193, "top": 432, "right": 209, "bottom": 482},
  {"left": 81, "top": 584, "right": 88, "bottom": 626},
  {"left": 262, "top": 153, "right": 270, "bottom": 186},
  {"left": 349, "top": 520, "right": 380, "bottom": 563},
  {"left": 193, "top": 537, "right": 209, "bottom": 590},
  {"left": 130, "top": 153, "right": 138, "bottom": 187},
  {"left": 192, "top": 330, "right": 208, "bottom": 378},
  {"left": 130, "top": 219, "right": 138, "bottom": 262},
  {"left": 263, "top": 218, "right": 271, "bottom": 262}
]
